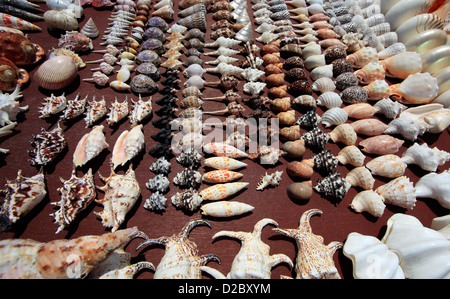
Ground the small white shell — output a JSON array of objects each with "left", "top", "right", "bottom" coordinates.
[
  {"left": 311, "top": 77, "right": 336, "bottom": 93},
  {"left": 243, "top": 82, "right": 266, "bottom": 94},
  {"left": 316, "top": 92, "right": 342, "bottom": 109},
  {"left": 304, "top": 54, "right": 325, "bottom": 71},
  {"left": 415, "top": 169, "right": 450, "bottom": 209},
  {"left": 384, "top": 116, "right": 424, "bottom": 141},
  {"left": 320, "top": 107, "right": 348, "bottom": 127},
  {"left": 350, "top": 190, "right": 386, "bottom": 217},
  {"left": 310, "top": 64, "right": 333, "bottom": 81}
]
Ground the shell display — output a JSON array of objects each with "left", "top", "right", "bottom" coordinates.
[
  {"left": 212, "top": 218, "right": 292, "bottom": 278},
  {"left": 345, "top": 166, "right": 375, "bottom": 190},
  {"left": 389, "top": 72, "right": 439, "bottom": 104},
  {"left": 274, "top": 209, "right": 343, "bottom": 279},
  {"left": 34, "top": 56, "right": 78, "bottom": 90},
  {"left": 0, "top": 169, "right": 46, "bottom": 232},
  {"left": 203, "top": 157, "right": 247, "bottom": 170},
  {"left": 107, "top": 98, "right": 128, "bottom": 125},
  {"left": 373, "top": 98, "right": 407, "bottom": 119},
  {"left": 384, "top": 116, "right": 424, "bottom": 141},
  {"left": 346, "top": 47, "right": 378, "bottom": 68},
  {"left": 203, "top": 142, "right": 248, "bottom": 159},
  {"left": 375, "top": 176, "right": 416, "bottom": 210},
  {"left": 256, "top": 171, "right": 283, "bottom": 191},
  {"left": 29, "top": 123, "right": 67, "bottom": 166},
  {"left": 84, "top": 97, "right": 107, "bottom": 127},
  {"left": 363, "top": 79, "right": 390, "bottom": 101},
  {"left": 199, "top": 182, "right": 249, "bottom": 201},
  {"left": 350, "top": 190, "right": 386, "bottom": 218},
  {"left": 38, "top": 93, "right": 67, "bottom": 119},
  {"left": 354, "top": 62, "right": 385, "bottom": 84},
  {"left": 136, "top": 219, "right": 222, "bottom": 279},
  {"left": 96, "top": 166, "right": 140, "bottom": 232},
  {"left": 202, "top": 169, "right": 243, "bottom": 184},
  {"left": 317, "top": 92, "right": 342, "bottom": 109},
  {"left": 60, "top": 94, "right": 87, "bottom": 121},
  {"left": 0, "top": 227, "right": 147, "bottom": 278},
  {"left": 366, "top": 154, "right": 407, "bottom": 178},
  {"left": 415, "top": 169, "right": 450, "bottom": 209},
  {"left": 336, "top": 145, "right": 365, "bottom": 167},
  {"left": 343, "top": 103, "right": 376, "bottom": 119},
  {"left": 51, "top": 169, "right": 96, "bottom": 234},
  {"left": 314, "top": 172, "right": 351, "bottom": 202},
  {"left": 171, "top": 188, "right": 203, "bottom": 212},
  {"left": 310, "top": 149, "right": 338, "bottom": 174},
  {"left": 111, "top": 125, "right": 144, "bottom": 169},
  {"left": 359, "top": 135, "right": 404, "bottom": 155},
  {"left": 401, "top": 142, "right": 450, "bottom": 172}
]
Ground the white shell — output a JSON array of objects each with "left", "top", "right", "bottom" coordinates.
[
  {"left": 0, "top": 86, "right": 27, "bottom": 126},
  {"left": 345, "top": 166, "right": 375, "bottom": 190},
  {"left": 404, "top": 29, "right": 448, "bottom": 56},
  {"left": 111, "top": 124, "right": 145, "bottom": 169},
  {"left": 204, "top": 47, "right": 240, "bottom": 57},
  {"left": 183, "top": 64, "right": 205, "bottom": 78},
  {"left": 377, "top": 43, "right": 406, "bottom": 60},
  {"left": 384, "top": 116, "right": 424, "bottom": 141},
  {"left": 350, "top": 190, "right": 386, "bottom": 217},
  {"left": 241, "top": 67, "right": 266, "bottom": 82},
  {"left": 390, "top": 72, "right": 439, "bottom": 104},
  {"left": 44, "top": 9, "right": 78, "bottom": 31},
  {"left": 129, "top": 96, "right": 152, "bottom": 125},
  {"left": 205, "top": 63, "right": 244, "bottom": 76},
  {"left": 395, "top": 14, "right": 444, "bottom": 44},
  {"left": 200, "top": 201, "right": 254, "bottom": 217},
  {"left": 343, "top": 232, "right": 405, "bottom": 279},
  {"left": 385, "top": 0, "right": 431, "bottom": 31},
  {"left": 415, "top": 169, "right": 450, "bottom": 209},
  {"left": 320, "top": 107, "right": 348, "bottom": 127},
  {"left": 304, "top": 54, "right": 326, "bottom": 71},
  {"left": 311, "top": 77, "right": 335, "bottom": 93},
  {"left": 80, "top": 17, "right": 99, "bottom": 39},
  {"left": 301, "top": 42, "right": 321, "bottom": 59},
  {"left": 316, "top": 92, "right": 342, "bottom": 109},
  {"left": 256, "top": 32, "right": 279, "bottom": 44},
  {"left": 401, "top": 142, "right": 450, "bottom": 172},
  {"left": 373, "top": 98, "right": 406, "bottom": 119},
  {"left": 375, "top": 176, "right": 416, "bottom": 210},
  {"left": 421, "top": 45, "right": 450, "bottom": 77},
  {"left": 380, "top": 51, "right": 422, "bottom": 79},
  {"left": 381, "top": 213, "right": 450, "bottom": 278},
  {"left": 243, "top": 82, "right": 266, "bottom": 94},
  {"left": 204, "top": 36, "right": 242, "bottom": 48},
  {"left": 73, "top": 125, "right": 109, "bottom": 167}
]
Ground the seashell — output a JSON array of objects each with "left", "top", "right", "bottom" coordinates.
[
  {"left": 323, "top": 45, "right": 347, "bottom": 64},
  {"left": 395, "top": 14, "right": 444, "bottom": 44},
  {"left": 317, "top": 92, "right": 342, "bottom": 109},
  {"left": 370, "top": 22, "right": 391, "bottom": 37},
  {"left": 317, "top": 28, "right": 340, "bottom": 40},
  {"left": 320, "top": 107, "right": 348, "bottom": 128},
  {"left": 280, "top": 125, "right": 301, "bottom": 141},
  {"left": 329, "top": 124, "right": 357, "bottom": 145},
  {"left": 345, "top": 166, "right": 375, "bottom": 190},
  {"left": 377, "top": 43, "right": 406, "bottom": 61},
  {"left": 129, "top": 74, "right": 158, "bottom": 93},
  {"left": 0, "top": 169, "right": 46, "bottom": 232},
  {"left": 254, "top": 171, "right": 283, "bottom": 191},
  {"left": 343, "top": 232, "right": 405, "bottom": 279},
  {"left": 384, "top": 116, "right": 424, "bottom": 141},
  {"left": 0, "top": 32, "right": 44, "bottom": 67},
  {"left": 373, "top": 98, "right": 406, "bottom": 119},
  {"left": 335, "top": 72, "right": 359, "bottom": 91},
  {"left": 256, "top": 32, "right": 279, "bottom": 44},
  {"left": 241, "top": 67, "right": 265, "bottom": 82},
  {"left": 152, "top": 5, "right": 174, "bottom": 20},
  {"left": 421, "top": 44, "right": 450, "bottom": 77},
  {"left": 243, "top": 82, "right": 266, "bottom": 94},
  {"left": 270, "top": 97, "right": 291, "bottom": 112},
  {"left": 354, "top": 62, "right": 385, "bottom": 84},
  {"left": 203, "top": 142, "right": 248, "bottom": 159},
  {"left": 274, "top": 209, "right": 343, "bottom": 278},
  {"left": 309, "top": 64, "right": 333, "bottom": 81},
  {"left": 202, "top": 169, "right": 243, "bottom": 183},
  {"left": 43, "top": 9, "right": 78, "bottom": 31},
  {"left": 300, "top": 126, "right": 330, "bottom": 151},
  {"left": 312, "top": 77, "right": 335, "bottom": 93},
  {"left": 28, "top": 123, "right": 67, "bottom": 166},
  {"left": 150, "top": 156, "right": 171, "bottom": 176},
  {"left": 277, "top": 110, "right": 296, "bottom": 125},
  {"left": 175, "top": 147, "right": 202, "bottom": 169},
  {"left": 363, "top": 80, "right": 390, "bottom": 101},
  {"left": 170, "top": 188, "right": 203, "bottom": 212},
  {"left": 346, "top": 47, "right": 378, "bottom": 69},
  {"left": 204, "top": 47, "right": 240, "bottom": 57},
  {"left": 178, "top": 3, "right": 206, "bottom": 18},
  {"left": 331, "top": 58, "right": 353, "bottom": 77},
  {"left": 404, "top": 29, "right": 448, "bottom": 56},
  {"left": 80, "top": 17, "right": 99, "bottom": 39},
  {"left": 359, "top": 135, "right": 404, "bottom": 155},
  {"left": 415, "top": 169, "right": 450, "bottom": 209},
  {"left": 111, "top": 125, "right": 145, "bottom": 169},
  {"left": 205, "top": 63, "right": 244, "bottom": 76},
  {"left": 203, "top": 157, "right": 247, "bottom": 171},
  {"left": 82, "top": 71, "right": 109, "bottom": 86},
  {"left": 204, "top": 36, "right": 241, "bottom": 48},
  {"left": 200, "top": 201, "right": 254, "bottom": 217},
  {"left": 377, "top": 31, "right": 398, "bottom": 48},
  {"left": 34, "top": 56, "right": 78, "bottom": 90},
  {"left": 319, "top": 38, "right": 347, "bottom": 49},
  {"left": 341, "top": 32, "right": 368, "bottom": 53},
  {"left": 271, "top": 10, "right": 290, "bottom": 21},
  {"left": 286, "top": 160, "right": 314, "bottom": 179},
  {"left": 366, "top": 154, "right": 407, "bottom": 178},
  {"left": 58, "top": 31, "right": 93, "bottom": 53},
  {"left": 0, "top": 226, "right": 147, "bottom": 278},
  {"left": 422, "top": 108, "right": 450, "bottom": 133},
  {"left": 173, "top": 168, "right": 202, "bottom": 189},
  {"left": 280, "top": 44, "right": 303, "bottom": 58},
  {"left": 379, "top": 51, "right": 422, "bottom": 80},
  {"left": 73, "top": 125, "right": 109, "bottom": 167},
  {"left": 0, "top": 12, "right": 41, "bottom": 31},
  {"left": 177, "top": 12, "right": 206, "bottom": 31},
  {"left": 51, "top": 169, "right": 96, "bottom": 234},
  {"left": 340, "top": 86, "right": 369, "bottom": 104},
  {"left": 309, "top": 149, "right": 338, "bottom": 174},
  {"left": 107, "top": 98, "right": 128, "bottom": 125},
  {"left": 296, "top": 110, "right": 320, "bottom": 130},
  {"left": 286, "top": 181, "right": 313, "bottom": 201},
  {"left": 375, "top": 176, "right": 416, "bottom": 210},
  {"left": 343, "top": 103, "right": 376, "bottom": 119},
  {"left": 143, "top": 191, "right": 167, "bottom": 212},
  {"left": 336, "top": 145, "right": 365, "bottom": 167},
  {"left": 96, "top": 166, "right": 140, "bottom": 232},
  {"left": 349, "top": 118, "right": 388, "bottom": 136},
  {"left": 84, "top": 96, "right": 107, "bottom": 127},
  {"left": 304, "top": 54, "right": 326, "bottom": 70},
  {"left": 302, "top": 42, "right": 321, "bottom": 59},
  {"left": 401, "top": 142, "right": 450, "bottom": 172},
  {"left": 249, "top": 145, "right": 286, "bottom": 165},
  {"left": 282, "top": 55, "right": 304, "bottom": 70},
  {"left": 350, "top": 190, "right": 386, "bottom": 217},
  {"left": 38, "top": 93, "right": 67, "bottom": 119},
  {"left": 314, "top": 172, "right": 351, "bottom": 202},
  {"left": 292, "top": 95, "right": 316, "bottom": 108},
  {"left": 199, "top": 182, "right": 249, "bottom": 201}
]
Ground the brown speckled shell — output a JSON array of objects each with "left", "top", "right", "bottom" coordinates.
[
  {"left": 323, "top": 45, "right": 348, "bottom": 64},
  {"left": 286, "top": 68, "right": 307, "bottom": 82},
  {"left": 335, "top": 72, "right": 359, "bottom": 91},
  {"left": 331, "top": 58, "right": 353, "bottom": 77},
  {"left": 340, "top": 86, "right": 368, "bottom": 104},
  {"left": 288, "top": 80, "right": 312, "bottom": 96},
  {"left": 283, "top": 56, "right": 304, "bottom": 70}
]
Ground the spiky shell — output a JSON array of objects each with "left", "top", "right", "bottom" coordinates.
[
  {"left": 375, "top": 176, "right": 416, "bottom": 210},
  {"left": 38, "top": 93, "right": 67, "bottom": 119},
  {"left": 401, "top": 142, "right": 450, "bottom": 172},
  {"left": 273, "top": 209, "right": 343, "bottom": 279},
  {"left": 345, "top": 167, "right": 375, "bottom": 190},
  {"left": 61, "top": 94, "right": 87, "bottom": 121},
  {"left": 73, "top": 125, "right": 109, "bottom": 167},
  {"left": 84, "top": 97, "right": 107, "bottom": 127},
  {"left": 51, "top": 169, "right": 96, "bottom": 234},
  {"left": 29, "top": 124, "right": 67, "bottom": 166},
  {"left": 199, "top": 182, "right": 249, "bottom": 201},
  {"left": 346, "top": 47, "right": 378, "bottom": 68},
  {"left": 96, "top": 167, "right": 140, "bottom": 232},
  {"left": 366, "top": 154, "right": 407, "bottom": 178},
  {"left": 150, "top": 156, "right": 171, "bottom": 175},
  {"left": 203, "top": 157, "right": 247, "bottom": 170},
  {"left": 350, "top": 190, "right": 386, "bottom": 217},
  {"left": 0, "top": 169, "right": 46, "bottom": 232},
  {"left": 129, "top": 96, "right": 152, "bottom": 125},
  {"left": 171, "top": 188, "right": 203, "bottom": 212},
  {"left": 314, "top": 172, "right": 351, "bottom": 202},
  {"left": 256, "top": 171, "right": 283, "bottom": 191},
  {"left": 146, "top": 174, "right": 170, "bottom": 193},
  {"left": 300, "top": 127, "right": 330, "bottom": 151},
  {"left": 311, "top": 149, "right": 338, "bottom": 174},
  {"left": 111, "top": 125, "right": 145, "bottom": 169},
  {"left": 173, "top": 168, "right": 202, "bottom": 189}
]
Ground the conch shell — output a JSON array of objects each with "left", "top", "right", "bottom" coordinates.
[
  {"left": 379, "top": 51, "right": 422, "bottom": 79},
  {"left": 415, "top": 169, "right": 450, "bottom": 209},
  {"left": 111, "top": 124, "right": 145, "bottom": 169},
  {"left": 389, "top": 72, "right": 439, "bottom": 104},
  {"left": 273, "top": 209, "right": 343, "bottom": 279},
  {"left": 73, "top": 125, "right": 109, "bottom": 167}
]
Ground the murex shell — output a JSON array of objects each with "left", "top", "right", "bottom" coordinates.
[{"left": 29, "top": 123, "right": 67, "bottom": 166}]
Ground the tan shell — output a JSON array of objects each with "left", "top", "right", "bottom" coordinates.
[
  {"left": 350, "top": 190, "right": 386, "bottom": 217},
  {"left": 349, "top": 118, "right": 388, "bottom": 136},
  {"left": 343, "top": 103, "right": 376, "bottom": 119},
  {"left": 329, "top": 124, "right": 357, "bottom": 145},
  {"left": 337, "top": 145, "right": 366, "bottom": 167},
  {"left": 345, "top": 167, "right": 375, "bottom": 190}
]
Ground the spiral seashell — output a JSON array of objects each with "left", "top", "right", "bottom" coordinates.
[
  {"left": 375, "top": 176, "right": 416, "bottom": 210},
  {"left": 349, "top": 118, "right": 388, "bottom": 136},
  {"left": 302, "top": 42, "right": 321, "bottom": 59},
  {"left": 346, "top": 47, "right": 378, "bottom": 69},
  {"left": 111, "top": 125, "right": 145, "bottom": 169},
  {"left": 304, "top": 54, "right": 325, "bottom": 71},
  {"left": 177, "top": 12, "right": 207, "bottom": 31},
  {"left": 395, "top": 14, "right": 444, "bottom": 44},
  {"left": 320, "top": 107, "right": 348, "bottom": 128},
  {"left": 350, "top": 190, "right": 385, "bottom": 217},
  {"left": 378, "top": 42, "right": 406, "bottom": 60},
  {"left": 379, "top": 51, "right": 422, "bottom": 80},
  {"left": 310, "top": 149, "right": 338, "bottom": 174},
  {"left": 73, "top": 125, "right": 109, "bottom": 167},
  {"left": 43, "top": 9, "right": 78, "bottom": 31},
  {"left": 363, "top": 80, "right": 390, "bottom": 101},
  {"left": 34, "top": 56, "right": 78, "bottom": 90},
  {"left": 314, "top": 173, "right": 351, "bottom": 202},
  {"left": 421, "top": 45, "right": 450, "bottom": 77},
  {"left": 354, "top": 62, "right": 385, "bottom": 85},
  {"left": 286, "top": 160, "right": 314, "bottom": 179},
  {"left": 343, "top": 103, "right": 376, "bottom": 119},
  {"left": 292, "top": 95, "right": 316, "bottom": 108},
  {"left": 80, "top": 17, "right": 99, "bottom": 39},
  {"left": 341, "top": 32, "right": 367, "bottom": 53},
  {"left": 300, "top": 127, "right": 330, "bottom": 150},
  {"left": 345, "top": 166, "right": 375, "bottom": 190},
  {"left": 329, "top": 124, "right": 357, "bottom": 146},
  {"left": 359, "top": 135, "right": 404, "bottom": 155},
  {"left": 376, "top": 32, "right": 398, "bottom": 48},
  {"left": 404, "top": 29, "right": 448, "bottom": 56},
  {"left": 373, "top": 98, "right": 407, "bottom": 119},
  {"left": 366, "top": 154, "right": 407, "bottom": 178},
  {"left": 389, "top": 72, "right": 439, "bottom": 104},
  {"left": 401, "top": 142, "right": 450, "bottom": 172}
]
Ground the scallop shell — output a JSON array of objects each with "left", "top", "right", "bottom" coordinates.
[
  {"left": 345, "top": 166, "right": 375, "bottom": 190},
  {"left": 73, "top": 125, "right": 109, "bottom": 167},
  {"left": 199, "top": 182, "right": 249, "bottom": 201},
  {"left": 51, "top": 169, "right": 96, "bottom": 234},
  {"left": 0, "top": 169, "right": 46, "bottom": 232},
  {"left": 401, "top": 142, "right": 450, "bottom": 172},
  {"left": 375, "top": 176, "right": 416, "bottom": 210},
  {"left": 349, "top": 118, "right": 388, "bottom": 136},
  {"left": 33, "top": 56, "right": 78, "bottom": 90},
  {"left": 111, "top": 124, "right": 145, "bottom": 169},
  {"left": 320, "top": 107, "right": 348, "bottom": 128},
  {"left": 366, "top": 154, "right": 407, "bottom": 178},
  {"left": 346, "top": 47, "right": 378, "bottom": 69},
  {"left": 359, "top": 135, "right": 404, "bottom": 155},
  {"left": 354, "top": 62, "right": 385, "bottom": 84},
  {"left": 29, "top": 124, "right": 67, "bottom": 166},
  {"left": 363, "top": 80, "right": 390, "bottom": 101},
  {"left": 350, "top": 190, "right": 385, "bottom": 217},
  {"left": 336, "top": 145, "right": 366, "bottom": 167}
]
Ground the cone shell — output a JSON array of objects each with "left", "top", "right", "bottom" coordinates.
[
  {"left": 349, "top": 118, "right": 388, "bottom": 136},
  {"left": 350, "top": 190, "right": 386, "bottom": 217},
  {"left": 202, "top": 169, "right": 243, "bottom": 183},
  {"left": 359, "top": 135, "right": 404, "bottom": 155},
  {"left": 203, "top": 157, "right": 247, "bottom": 170},
  {"left": 33, "top": 56, "right": 78, "bottom": 90},
  {"left": 345, "top": 167, "right": 375, "bottom": 190},
  {"left": 286, "top": 160, "right": 314, "bottom": 179},
  {"left": 366, "top": 154, "right": 407, "bottom": 178},
  {"left": 343, "top": 103, "right": 376, "bottom": 119},
  {"left": 199, "top": 182, "right": 249, "bottom": 201},
  {"left": 375, "top": 176, "right": 416, "bottom": 210},
  {"left": 200, "top": 201, "right": 254, "bottom": 217},
  {"left": 203, "top": 142, "right": 248, "bottom": 158}
]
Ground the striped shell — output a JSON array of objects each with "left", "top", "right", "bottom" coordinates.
[{"left": 33, "top": 56, "right": 78, "bottom": 90}]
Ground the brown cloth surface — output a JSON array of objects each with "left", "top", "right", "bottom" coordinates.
[{"left": 0, "top": 2, "right": 448, "bottom": 279}]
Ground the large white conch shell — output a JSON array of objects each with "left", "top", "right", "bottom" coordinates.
[
  {"left": 401, "top": 142, "right": 450, "bottom": 172},
  {"left": 415, "top": 169, "right": 450, "bottom": 209},
  {"left": 343, "top": 232, "right": 405, "bottom": 279},
  {"left": 379, "top": 51, "right": 422, "bottom": 79},
  {"left": 381, "top": 213, "right": 450, "bottom": 279},
  {"left": 389, "top": 72, "right": 439, "bottom": 104}
]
